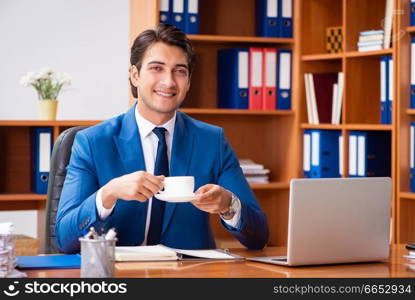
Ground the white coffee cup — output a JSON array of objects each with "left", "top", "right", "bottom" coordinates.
[{"left": 161, "top": 176, "right": 194, "bottom": 196}]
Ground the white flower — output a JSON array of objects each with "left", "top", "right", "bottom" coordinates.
[
  {"left": 19, "top": 71, "right": 36, "bottom": 87},
  {"left": 37, "top": 67, "right": 55, "bottom": 79},
  {"left": 56, "top": 72, "right": 72, "bottom": 86}
]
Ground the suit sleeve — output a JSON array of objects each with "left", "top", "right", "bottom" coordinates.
[
  {"left": 217, "top": 129, "right": 269, "bottom": 250},
  {"left": 55, "top": 131, "right": 106, "bottom": 253}
]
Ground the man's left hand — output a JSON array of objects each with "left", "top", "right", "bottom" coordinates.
[{"left": 192, "top": 184, "right": 231, "bottom": 215}]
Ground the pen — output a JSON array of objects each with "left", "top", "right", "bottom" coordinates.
[{"left": 105, "top": 228, "right": 117, "bottom": 240}]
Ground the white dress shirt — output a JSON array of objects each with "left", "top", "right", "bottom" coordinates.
[{"left": 96, "top": 107, "right": 241, "bottom": 245}]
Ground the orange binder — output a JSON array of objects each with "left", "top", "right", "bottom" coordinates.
[
  {"left": 262, "top": 48, "right": 277, "bottom": 110},
  {"left": 249, "top": 48, "right": 263, "bottom": 110}
]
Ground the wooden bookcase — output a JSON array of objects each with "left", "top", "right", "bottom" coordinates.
[
  {"left": 129, "top": 0, "right": 301, "bottom": 247},
  {"left": 396, "top": 0, "right": 415, "bottom": 243},
  {"left": 298, "top": 0, "right": 398, "bottom": 242}
]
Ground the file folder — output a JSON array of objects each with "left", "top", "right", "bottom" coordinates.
[
  {"left": 303, "top": 130, "right": 311, "bottom": 178},
  {"left": 339, "top": 135, "right": 343, "bottom": 176},
  {"left": 159, "top": 0, "right": 172, "bottom": 25},
  {"left": 184, "top": 0, "right": 199, "bottom": 34},
  {"left": 262, "top": 48, "right": 277, "bottom": 110},
  {"left": 411, "top": 0, "right": 415, "bottom": 26},
  {"left": 387, "top": 56, "right": 393, "bottom": 124},
  {"left": 309, "top": 130, "right": 341, "bottom": 178},
  {"left": 380, "top": 56, "right": 389, "bottom": 124},
  {"left": 255, "top": 0, "right": 280, "bottom": 37},
  {"left": 349, "top": 131, "right": 391, "bottom": 177},
  {"left": 31, "top": 127, "right": 53, "bottom": 194},
  {"left": 280, "top": 0, "right": 293, "bottom": 38},
  {"left": 17, "top": 255, "right": 80, "bottom": 269},
  {"left": 349, "top": 133, "right": 358, "bottom": 177},
  {"left": 217, "top": 48, "right": 249, "bottom": 109},
  {"left": 172, "top": 0, "right": 186, "bottom": 32},
  {"left": 249, "top": 48, "right": 263, "bottom": 109},
  {"left": 411, "top": 123, "right": 415, "bottom": 192},
  {"left": 276, "top": 49, "right": 292, "bottom": 109}
]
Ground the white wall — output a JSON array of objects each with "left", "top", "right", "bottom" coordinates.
[
  {"left": 0, "top": 0, "right": 130, "bottom": 120},
  {"left": 0, "top": 0, "right": 131, "bottom": 237}
]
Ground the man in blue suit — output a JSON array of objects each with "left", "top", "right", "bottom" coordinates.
[{"left": 56, "top": 24, "right": 269, "bottom": 253}]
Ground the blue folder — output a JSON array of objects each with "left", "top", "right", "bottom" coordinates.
[
  {"left": 171, "top": 0, "right": 186, "bottom": 32},
  {"left": 217, "top": 48, "right": 249, "bottom": 109},
  {"left": 380, "top": 55, "right": 389, "bottom": 124},
  {"left": 17, "top": 255, "right": 80, "bottom": 269},
  {"left": 411, "top": 38, "right": 415, "bottom": 109},
  {"left": 279, "top": 0, "right": 293, "bottom": 38},
  {"left": 309, "top": 130, "right": 341, "bottom": 178},
  {"left": 411, "top": 123, "right": 415, "bottom": 192},
  {"left": 159, "top": 0, "right": 172, "bottom": 25},
  {"left": 31, "top": 127, "right": 53, "bottom": 194},
  {"left": 276, "top": 49, "right": 292, "bottom": 109},
  {"left": 184, "top": 0, "right": 199, "bottom": 34},
  {"left": 387, "top": 56, "right": 393, "bottom": 124},
  {"left": 255, "top": 0, "right": 280, "bottom": 37},
  {"left": 411, "top": 0, "right": 415, "bottom": 26}
]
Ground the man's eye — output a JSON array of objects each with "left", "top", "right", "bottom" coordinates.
[
  {"left": 150, "top": 66, "right": 162, "bottom": 71},
  {"left": 175, "top": 69, "right": 188, "bottom": 75}
]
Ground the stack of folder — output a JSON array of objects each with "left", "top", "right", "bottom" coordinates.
[
  {"left": 348, "top": 131, "right": 391, "bottom": 177},
  {"left": 357, "top": 30, "right": 384, "bottom": 52},
  {"left": 159, "top": 0, "right": 199, "bottom": 34},
  {"left": 239, "top": 159, "right": 270, "bottom": 184},
  {"left": 380, "top": 55, "right": 393, "bottom": 124},
  {"left": 217, "top": 48, "right": 292, "bottom": 110},
  {"left": 304, "top": 72, "right": 344, "bottom": 125},
  {"left": 303, "top": 130, "right": 342, "bottom": 178},
  {"left": 255, "top": 0, "right": 293, "bottom": 38}
]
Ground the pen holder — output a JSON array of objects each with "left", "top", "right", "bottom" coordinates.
[{"left": 79, "top": 237, "right": 116, "bottom": 278}]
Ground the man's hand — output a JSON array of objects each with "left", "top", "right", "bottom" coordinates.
[
  {"left": 192, "top": 184, "right": 232, "bottom": 215},
  {"left": 101, "top": 171, "right": 164, "bottom": 208}
]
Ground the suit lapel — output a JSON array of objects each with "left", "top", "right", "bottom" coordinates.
[
  {"left": 113, "top": 104, "right": 146, "bottom": 175},
  {"left": 162, "top": 111, "right": 195, "bottom": 234}
]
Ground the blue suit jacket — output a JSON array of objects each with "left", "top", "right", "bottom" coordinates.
[{"left": 56, "top": 105, "right": 269, "bottom": 253}]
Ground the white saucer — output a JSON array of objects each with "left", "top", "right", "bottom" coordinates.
[{"left": 155, "top": 192, "right": 196, "bottom": 202}]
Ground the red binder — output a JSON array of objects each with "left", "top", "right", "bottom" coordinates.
[
  {"left": 249, "top": 48, "right": 263, "bottom": 110},
  {"left": 262, "top": 48, "right": 277, "bottom": 110}
]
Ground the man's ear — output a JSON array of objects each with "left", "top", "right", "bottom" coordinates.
[{"left": 130, "top": 65, "right": 139, "bottom": 87}]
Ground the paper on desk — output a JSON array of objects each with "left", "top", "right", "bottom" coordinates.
[{"left": 173, "top": 248, "right": 237, "bottom": 259}]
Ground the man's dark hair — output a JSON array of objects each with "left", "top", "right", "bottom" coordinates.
[{"left": 129, "top": 23, "right": 196, "bottom": 98}]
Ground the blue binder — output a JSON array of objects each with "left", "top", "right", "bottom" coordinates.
[
  {"left": 349, "top": 131, "right": 391, "bottom": 177},
  {"left": 387, "top": 56, "right": 393, "bottom": 124},
  {"left": 380, "top": 55, "right": 389, "bottom": 124},
  {"left": 309, "top": 130, "right": 341, "bottom": 178},
  {"left": 172, "top": 0, "right": 186, "bottom": 32},
  {"left": 411, "top": 0, "right": 415, "bottom": 26},
  {"left": 159, "top": 0, "right": 172, "bottom": 25},
  {"left": 276, "top": 49, "right": 292, "bottom": 109},
  {"left": 279, "top": 0, "right": 293, "bottom": 38},
  {"left": 255, "top": 0, "right": 280, "bottom": 37},
  {"left": 184, "top": 0, "right": 199, "bottom": 34},
  {"left": 303, "top": 130, "right": 311, "bottom": 178},
  {"left": 217, "top": 48, "right": 249, "bottom": 109},
  {"left": 411, "top": 123, "right": 415, "bottom": 192},
  {"left": 31, "top": 127, "right": 53, "bottom": 194}
]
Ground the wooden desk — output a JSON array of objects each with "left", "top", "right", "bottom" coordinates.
[{"left": 24, "top": 245, "right": 415, "bottom": 278}]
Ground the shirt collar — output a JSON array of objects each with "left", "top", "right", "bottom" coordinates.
[{"left": 135, "top": 105, "right": 176, "bottom": 138}]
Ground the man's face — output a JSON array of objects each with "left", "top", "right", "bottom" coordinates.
[{"left": 131, "top": 42, "right": 190, "bottom": 121}]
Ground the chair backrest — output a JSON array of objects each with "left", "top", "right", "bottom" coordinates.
[{"left": 44, "top": 126, "right": 88, "bottom": 253}]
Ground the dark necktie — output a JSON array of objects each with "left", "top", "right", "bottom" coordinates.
[{"left": 147, "top": 127, "right": 169, "bottom": 245}]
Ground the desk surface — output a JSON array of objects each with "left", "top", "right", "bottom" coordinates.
[{"left": 24, "top": 245, "right": 415, "bottom": 278}]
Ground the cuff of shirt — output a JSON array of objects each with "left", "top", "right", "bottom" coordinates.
[
  {"left": 96, "top": 188, "right": 115, "bottom": 220},
  {"left": 220, "top": 197, "right": 242, "bottom": 228}
]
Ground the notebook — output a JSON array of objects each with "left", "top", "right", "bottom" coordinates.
[
  {"left": 115, "top": 245, "right": 243, "bottom": 261},
  {"left": 17, "top": 254, "right": 81, "bottom": 269},
  {"left": 248, "top": 177, "right": 392, "bottom": 266}
]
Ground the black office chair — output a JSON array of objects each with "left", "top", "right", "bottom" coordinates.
[{"left": 44, "top": 126, "right": 88, "bottom": 253}]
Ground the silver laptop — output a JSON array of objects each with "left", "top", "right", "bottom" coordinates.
[{"left": 248, "top": 177, "right": 392, "bottom": 266}]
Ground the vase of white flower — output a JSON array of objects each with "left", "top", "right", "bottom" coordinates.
[{"left": 20, "top": 67, "right": 71, "bottom": 120}]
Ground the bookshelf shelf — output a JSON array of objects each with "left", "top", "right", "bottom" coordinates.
[
  {"left": 345, "top": 49, "right": 394, "bottom": 58},
  {"left": 300, "top": 124, "right": 392, "bottom": 131},
  {"left": 399, "top": 192, "right": 415, "bottom": 200},
  {"left": 188, "top": 34, "right": 294, "bottom": 44},
  {"left": 0, "top": 194, "right": 46, "bottom": 201},
  {"left": 300, "top": 124, "right": 343, "bottom": 130},
  {"left": 250, "top": 182, "right": 290, "bottom": 190},
  {"left": 0, "top": 120, "right": 101, "bottom": 127},
  {"left": 406, "top": 26, "right": 415, "bottom": 32},
  {"left": 301, "top": 53, "right": 343, "bottom": 61},
  {"left": 406, "top": 109, "right": 415, "bottom": 115},
  {"left": 181, "top": 108, "right": 294, "bottom": 116}
]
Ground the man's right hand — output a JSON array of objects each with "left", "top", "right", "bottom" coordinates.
[{"left": 101, "top": 171, "right": 164, "bottom": 209}]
